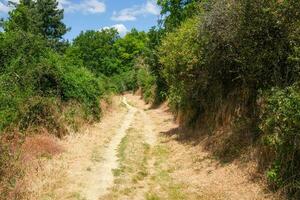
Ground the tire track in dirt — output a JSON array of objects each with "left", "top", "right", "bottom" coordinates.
[
  {"left": 84, "top": 97, "right": 137, "bottom": 200},
  {"left": 26, "top": 97, "right": 137, "bottom": 200}
]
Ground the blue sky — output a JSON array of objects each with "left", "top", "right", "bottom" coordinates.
[{"left": 0, "top": 0, "right": 161, "bottom": 40}]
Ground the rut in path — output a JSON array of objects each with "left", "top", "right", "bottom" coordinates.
[{"left": 83, "top": 97, "right": 137, "bottom": 199}]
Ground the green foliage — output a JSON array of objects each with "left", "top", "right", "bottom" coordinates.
[
  {"left": 0, "top": 75, "right": 30, "bottom": 131},
  {"left": 69, "top": 28, "right": 149, "bottom": 95},
  {"left": 159, "top": 16, "right": 205, "bottom": 111},
  {"left": 5, "top": 1, "right": 39, "bottom": 33},
  {"left": 70, "top": 28, "right": 148, "bottom": 78},
  {"left": 0, "top": 30, "right": 102, "bottom": 132},
  {"left": 35, "top": 0, "right": 69, "bottom": 40},
  {"left": 0, "top": 30, "right": 47, "bottom": 131},
  {"left": 143, "top": 27, "right": 167, "bottom": 104},
  {"left": 5, "top": 0, "right": 69, "bottom": 51},
  {"left": 0, "top": 53, "right": 103, "bottom": 133},
  {"left": 137, "top": 65, "right": 156, "bottom": 103},
  {"left": 70, "top": 29, "right": 121, "bottom": 76},
  {"left": 4, "top": 0, "right": 300, "bottom": 197},
  {"left": 0, "top": 1, "right": 157, "bottom": 197},
  {"left": 0, "top": 5, "right": 151, "bottom": 133},
  {"left": 114, "top": 29, "right": 148, "bottom": 72},
  {"left": 40, "top": 51, "right": 104, "bottom": 118},
  {"left": 157, "top": 0, "right": 200, "bottom": 31},
  {"left": 261, "top": 86, "right": 300, "bottom": 195},
  {"left": 159, "top": 0, "right": 300, "bottom": 114},
  {"left": 59, "top": 62, "right": 103, "bottom": 119},
  {"left": 110, "top": 70, "right": 137, "bottom": 93},
  {"left": 0, "top": 30, "right": 47, "bottom": 71}
]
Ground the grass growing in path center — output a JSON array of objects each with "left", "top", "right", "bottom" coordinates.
[{"left": 102, "top": 112, "right": 185, "bottom": 200}]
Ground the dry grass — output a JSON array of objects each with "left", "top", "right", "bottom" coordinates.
[
  {"left": 21, "top": 132, "right": 63, "bottom": 162},
  {"left": 0, "top": 130, "right": 63, "bottom": 200},
  {"left": 23, "top": 96, "right": 127, "bottom": 200},
  {"left": 139, "top": 93, "right": 279, "bottom": 200},
  {"left": 0, "top": 132, "right": 25, "bottom": 200}
]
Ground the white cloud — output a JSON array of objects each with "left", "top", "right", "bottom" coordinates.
[
  {"left": 145, "top": 1, "right": 160, "bottom": 15},
  {"left": 111, "top": 0, "right": 160, "bottom": 22},
  {"left": 0, "top": 0, "right": 19, "bottom": 13},
  {"left": 102, "top": 24, "right": 128, "bottom": 36},
  {"left": 0, "top": 2, "right": 10, "bottom": 13},
  {"left": 59, "top": 0, "right": 106, "bottom": 14},
  {"left": 0, "top": 0, "right": 105, "bottom": 14}
]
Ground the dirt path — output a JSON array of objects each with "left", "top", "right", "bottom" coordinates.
[
  {"left": 83, "top": 97, "right": 137, "bottom": 199},
  {"left": 28, "top": 94, "right": 277, "bottom": 200},
  {"left": 27, "top": 96, "right": 130, "bottom": 200}
]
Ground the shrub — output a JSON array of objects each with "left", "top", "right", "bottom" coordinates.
[
  {"left": 0, "top": 76, "right": 30, "bottom": 132},
  {"left": 159, "top": 15, "right": 208, "bottom": 115},
  {"left": 0, "top": 45, "right": 103, "bottom": 132},
  {"left": 110, "top": 70, "right": 137, "bottom": 93},
  {"left": 34, "top": 51, "right": 104, "bottom": 120},
  {"left": 260, "top": 86, "right": 300, "bottom": 196},
  {"left": 144, "top": 27, "right": 167, "bottom": 104},
  {"left": 19, "top": 97, "right": 67, "bottom": 138},
  {"left": 137, "top": 67, "right": 156, "bottom": 103},
  {"left": 59, "top": 64, "right": 103, "bottom": 119}
]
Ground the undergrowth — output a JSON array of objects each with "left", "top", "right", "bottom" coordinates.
[{"left": 260, "top": 86, "right": 300, "bottom": 197}]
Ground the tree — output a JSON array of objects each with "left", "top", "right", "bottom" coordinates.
[
  {"left": 35, "top": 0, "right": 69, "bottom": 49},
  {"left": 70, "top": 29, "right": 121, "bottom": 76},
  {"left": 144, "top": 26, "right": 167, "bottom": 103},
  {"left": 114, "top": 29, "right": 148, "bottom": 72},
  {"left": 5, "top": 0, "right": 40, "bottom": 33},
  {"left": 157, "top": 0, "right": 199, "bottom": 30},
  {"left": 4, "top": 0, "right": 69, "bottom": 50}
]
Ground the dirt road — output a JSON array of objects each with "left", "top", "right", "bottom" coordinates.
[{"left": 28, "top": 94, "right": 276, "bottom": 200}]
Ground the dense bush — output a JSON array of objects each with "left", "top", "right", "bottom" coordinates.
[
  {"left": 142, "top": 27, "right": 167, "bottom": 104},
  {"left": 159, "top": 0, "right": 300, "bottom": 118},
  {"left": 261, "top": 86, "right": 300, "bottom": 196},
  {"left": 3, "top": 0, "right": 300, "bottom": 198},
  {"left": 0, "top": 30, "right": 48, "bottom": 132},
  {"left": 114, "top": 29, "right": 148, "bottom": 72},
  {"left": 0, "top": 2, "right": 152, "bottom": 134},
  {"left": 137, "top": 66, "right": 156, "bottom": 103},
  {"left": 159, "top": 16, "right": 203, "bottom": 112},
  {"left": 0, "top": 38, "right": 103, "bottom": 132},
  {"left": 110, "top": 70, "right": 137, "bottom": 93},
  {"left": 57, "top": 60, "right": 104, "bottom": 119}
]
